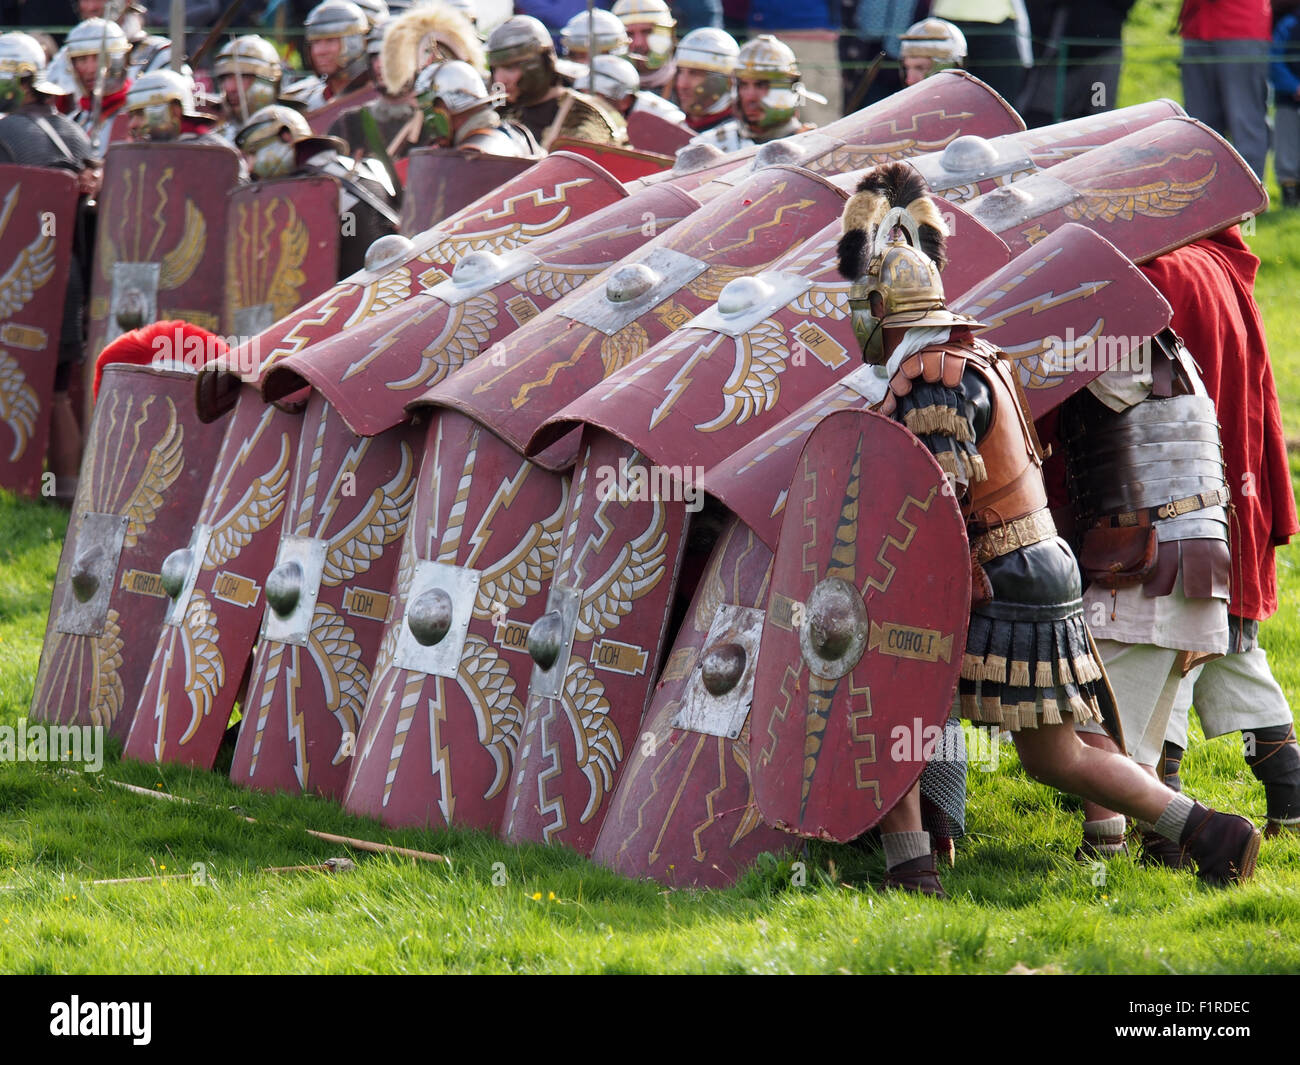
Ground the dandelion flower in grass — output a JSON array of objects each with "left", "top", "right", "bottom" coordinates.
[
  {"left": 548, "top": 892, "right": 556, "bottom": 901},
  {"left": 531, "top": 892, "right": 542, "bottom": 900}
]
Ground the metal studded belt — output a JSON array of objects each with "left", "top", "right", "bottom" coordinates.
[
  {"left": 1095, "top": 485, "right": 1231, "bottom": 529},
  {"left": 970, "top": 508, "right": 1057, "bottom": 565}
]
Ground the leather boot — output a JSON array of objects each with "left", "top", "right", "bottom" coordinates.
[
  {"left": 1179, "top": 803, "right": 1261, "bottom": 885},
  {"left": 880, "top": 854, "right": 947, "bottom": 898},
  {"left": 1140, "top": 829, "right": 1194, "bottom": 870}
]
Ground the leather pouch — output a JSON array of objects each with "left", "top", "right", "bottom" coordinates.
[{"left": 1079, "top": 525, "right": 1159, "bottom": 589}]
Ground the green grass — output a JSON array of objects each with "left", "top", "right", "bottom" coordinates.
[{"left": 2, "top": 0, "right": 1300, "bottom": 973}]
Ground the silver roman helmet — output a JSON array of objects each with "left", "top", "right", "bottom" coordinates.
[
  {"left": 414, "top": 59, "right": 501, "bottom": 142},
  {"left": 214, "top": 35, "right": 283, "bottom": 122},
  {"left": 304, "top": 0, "right": 371, "bottom": 82},
  {"left": 560, "top": 8, "right": 631, "bottom": 63},
  {"left": 899, "top": 17, "right": 967, "bottom": 83},
  {"left": 733, "top": 34, "right": 825, "bottom": 137},
  {"left": 63, "top": 17, "right": 132, "bottom": 95},
  {"left": 0, "top": 32, "right": 69, "bottom": 110},
  {"left": 673, "top": 26, "right": 737, "bottom": 118},
  {"left": 125, "top": 68, "right": 208, "bottom": 140},
  {"left": 614, "top": 0, "right": 675, "bottom": 76},
  {"left": 575, "top": 54, "right": 641, "bottom": 106},
  {"left": 235, "top": 103, "right": 316, "bottom": 179},
  {"left": 486, "top": 15, "right": 557, "bottom": 106}
]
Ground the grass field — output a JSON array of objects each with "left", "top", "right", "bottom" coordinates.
[{"left": 2, "top": 0, "right": 1299, "bottom": 974}]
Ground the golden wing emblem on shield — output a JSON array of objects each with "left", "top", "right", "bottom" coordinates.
[
  {"left": 574, "top": 501, "right": 668, "bottom": 641},
  {"left": 474, "top": 484, "right": 567, "bottom": 616},
  {"left": 1067, "top": 164, "right": 1218, "bottom": 223},
  {"left": 0, "top": 184, "right": 57, "bottom": 318},
  {"left": 158, "top": 200, "right": 207, "bottom": 291},
  {"left": 457, "top": 633, "right": 524, "bottom": 800},
  {"left": 511, "top": 264, "right": 596, "bottom": 302},
  {"left": 320, "top": 442, "right": 417, "bottom": 585},
  {"left": 204, "top": 434, "right": 293, "bottom": 568},
  {"left": 685, "top": 262, "right": 753, "bottom": 303},
  {"left": 177, "top": 589, "right": 225, "bottom": 745},
  {"left": 697, "top": 318, "right": 789, "bottom": 433},
  {"left": 0, "top": 352, "right": 39, "bottom": 462},
  {"left": 121, "top": 399, "right": 185, "bottom": 548},
  {"left": 386, "top": 292, "right": 499, "bottom": 392},
  {"left": 90, "top": 610, "right": 126, "bottom": 731},
  {"left": 562, "top": 656, "right": 623, "bottom": 823},
  {"left": 306, "top": 602, "right": 371, "bottom": 765},
  {"left": 600, "top": 319, "right": 649, "bottom": 378}
]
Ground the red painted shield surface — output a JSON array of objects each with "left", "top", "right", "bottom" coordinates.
[
  {"left": 967, "top": 117, "right": 1267, "bottom": 263},
  {"left": 261, "top": 184, "right": 701, "bottom": 437},
  {"left": 306, "top": 85, "right": 379, "bottom": 134},
  {"left": 228, "top": 393, "right": 421, "bottom": 799},
  {"left": 400, "top": 149, "right": 541, "bottom": 237},
  {"left": 197, "top": 152, "right": 624, "bottom": 420},
  {"left": 0, "top": 167, "right": 78, "bottom": 497},
  {"left": 502, "top": 430, "right": 690, "bottom": 853},
  {"left": 124, "top": 386, "right": 299, "bottom": 766},
  {"left": 550, "top": 138, "right": 674, "bottom": 181},
  {"left": 592, "top": 517, "right": 798, "bottom": 886},
  {"left": 749, "top": 410, "right": 970, "bottom": 841},
  {"left": 342, "top": 409, "right": 568, "bottom": 830},
  {"left": 910, "top": 99, "right": 1185, "bottom": 205},
  {"left": 953, "top": 224, "right": 1173, "bottom": 419},
  {"left": 86, "top": 143, "right": 244, "bottom": 395},
  {"left": 626, "top": 110, "right": 692, "bottom": 155},
  {"left": 536, "top": 199, "right": 1007, "bottom": 478},
  {"left": 30, "top": 365, "right": 226, "bottom": 743},
  {"left": 224, "top": 176, "right": 341, "bottom": 339},
  {"left": 429, "top": 165, "right": 848, "bottom": 470}
]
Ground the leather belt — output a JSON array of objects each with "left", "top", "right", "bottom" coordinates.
[
  {"left": 970, "top": 508, "right": 1057, "bottom": 564},
  {"left": 1095, "top": 485, "right": 1231, "bottom": 529}
]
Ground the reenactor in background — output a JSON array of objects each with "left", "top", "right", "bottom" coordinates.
[
  {"left": 290, "top": 0, "right": 375, "bottom": 112},
  {"left": 613, "top": 0, "right": 677, "bottom": 97},
  {"left": 674, "top": 27, "right": 741, "bottom": 147},
  {"left": 732, "top": 34, "right": 821, "bottom": 146},
  {"left": 486, "top": 15, "right": 627, "bottom": 148},
  {"left": 576, "top": 54, "right": 686, "bottom": 126},
  {"left": 411, "top": 60, "right": 540, "bottom": 155},
  {"left": 329, "top": 15, "right": 419, "bottom": 160},
  {"left": 899, "top": 17, "right": 968, "bottom": 88},
  {"left": 65, "top": 17, "right": 134, "bottom": 157},
  {"left": 48, "top": 1, "right": 179, "bottom": 95},
  {"left": 212, "top": 35, "right": 283, "bottom": 145},
  {"left": 124, "top": 69, "right": 228, "bottom": 148},
  {"left": 0, "top": 31, "right": 98, "bottom": 499},
  {"left": 236, "top": 104, "right": 398, "bottom": 277},
  {"left": 559, "top": 8, "right": 632, "bottom": 65}
]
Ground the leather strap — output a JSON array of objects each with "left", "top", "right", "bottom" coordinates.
[
  {"left": 1094, "top": 484, "right": 1231, "bottom": 529},
  {"left": 970, "top": 507, "right": 1057, "bottom": 564}
]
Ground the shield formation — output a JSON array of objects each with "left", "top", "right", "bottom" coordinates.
[{"left": 0, "top": 167, "right": 79, "bottom": 497}]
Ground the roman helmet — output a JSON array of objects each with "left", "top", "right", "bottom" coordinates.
[
  {"left": 235, "top": 103, "right": 344, "bottom": 179},
  {"left": 124, "top": 68, "right": 208, "bottom": 140},
  {"left": 613, "top": 0, "right": 675, "bottom": 82},
  {"left": 213, "top": 35, "right": 283, "bottom": 124},
  {"left": 733, "top": 34, "right": 819, "bottom": 138},
  {"left": 381, "top": 2, "right": 484, "bottom": 96},
  {"left": 63, "top": 17, "right": 132, "bottom": 95},
  {"left": 352, "top": 0, "right": 390, "bottom": 28},
  {"left": 899, "top": 17, "right": 967, "bottom": 84},
  {"left": 574, "top": 53, "right": 641, "bottom": 109},
  {"left": 414, "top": 59, "right": 502, "bottom": 144},
  {"left": 673, "top": 27, "right": 737, "bottom": 118},
  {"left": 486, "top": 15, "right": 557, "bottom": 106},
  {"left": 560, "top": 8, "right": 631, "bottom": 63},
  {"left": 0, "top": 32, "right": 69, "bottom": 110},
  {"left": 836, "top": 164, "right": 983, "bottom": 364},
  {"left": 304, "top": 0, "right": 371, "bottom": 83}
]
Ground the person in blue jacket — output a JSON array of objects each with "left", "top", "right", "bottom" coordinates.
[{"left": 1271, "top": 9, "right": 1300, "bottom": 206}]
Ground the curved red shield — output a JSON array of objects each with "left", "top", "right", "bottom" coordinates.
[
  {"left": 400, "top": 149, "right": 542, "bottom": 237},
  {"left": 0, "top": 166, "right": 78, "bottom": 497},
  {"left": 750, "top": 410, "right": 970, "bottom": 841},
  {"left": 626, "top": 110, "right": 692, "bottom": 155},
  {"left": 550, "top": 139, "right": 674, "bottom": 181},
  {"left": 30, "top": 364, "right": 227, "bottom": 742},
  {"left": 592, "top": 517, "right": 798, "bottom": 886},
  {"left": 124, "top": 387, "right": 300, "bottom": 766}
]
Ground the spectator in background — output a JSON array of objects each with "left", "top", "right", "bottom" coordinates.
[
  {"left": 839, "top": 0, "right": 916, "bottom": 114},
  {"left": 674, "top": 0, "right": 724, "bottom": 33},
  {"left": 929, "top": 0, "right": 1030, "bottom": 101},
  {"left": 1019, "top": 0, "right": 1135, "bottom": 127},
  {"left": 1178, "top": 0, "right": 1270, "bottom": 181},
  {"left": 747, "top": 0, "right": 839, "bottom": 122},
  {"left": 1271, "top": 5, "right": 1300, "bottom": 205},
  {"left": 516, "top": 0, "right": 610, "bottom": 36}
]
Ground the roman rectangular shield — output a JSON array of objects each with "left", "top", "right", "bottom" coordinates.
[
  {"left": 400, "top": 149, "right": 541, "bottom": 237},
  {"left": 307, "top": 85, "right": 379, "bottom": 135},
  {"left": 550, "top": 139, "right": 675, "bottom": 181},
  {"left": 626, "top": 109, "right": 693, "bottom": 155},
  {"left": 224, "top": 176, "right": 341, "bottom": 339},
  {"left": 0, "top": 167, "right": 79, "bottom": 497},
  {"left": 29, "top": 364, "right": 227, "bottom": 743},
  {"left": 749, "top": 410, "right": 970, "bottom": 841}
]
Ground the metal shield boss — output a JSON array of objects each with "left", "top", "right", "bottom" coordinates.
[
  {"left": 30, "top": 364, "right": 227, "bottom": 743},
  {"left": 261, "top": 184, "right": 702, "bottom": 436},
  {"left": 908, "top": 99, "right": 1184, "bottom": 205},
  {"left": 750, "top": 410, "right": 970, "bottom": 841},
  {"left": 227, "top": 393, "right": 420, "bottom": 798},
  {"left": 401, "top": 149, "right": 541, "bottom": 237},
  {"left": 198, "top": 152, "right": 625, "bottom": 420},
  {"left": 626, "top": 109, "right": 693, "bottom": 155},
  {"left": 86, "top": 143, "right": 244, "bottom": 397},
  {"left": 952, "top": 223, "right": 1173, "bottom": 419},
  {"left": 224, "top": 176, "right": 342, "bottom": 340},
  {"left": 123, "top": 386, "right": 299, "bottom": 767},
  {"left": 966, "top": 116, "right": 1267, "bottom": 263},
  {"left": 0, "top": 166, "right": 78, "bottom": 497},
  {"left": 342, "top": 410, "right": 569, "bottom": 830},
  {"left": 592, "top": 517, "right": 798, "bottom": 887},
  {"left": 502, "top": 430, "right": 690, "bottom": 854}
]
